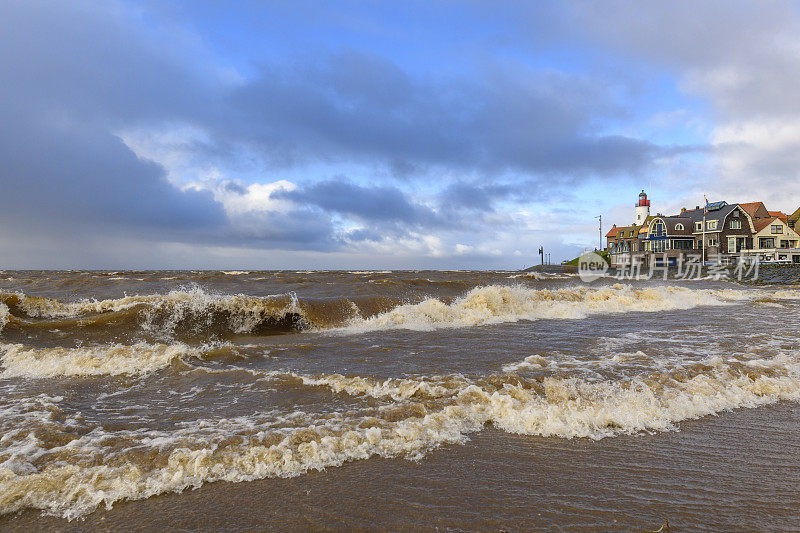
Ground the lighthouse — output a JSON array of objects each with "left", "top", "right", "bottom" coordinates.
[{"left": 635, "top": 190, "right": 650, "bottom": 224}]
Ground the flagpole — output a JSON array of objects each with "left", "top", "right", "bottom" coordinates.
[
  {"left": 702, "top": 196, "right": 707, "bottom": 265},
  {"left": 702, "top": 212, "right": 706, "bottom": 264}
]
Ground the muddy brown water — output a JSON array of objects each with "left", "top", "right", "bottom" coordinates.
[{"left": 2, "top": 269, "right": 800, "bottom": 531}]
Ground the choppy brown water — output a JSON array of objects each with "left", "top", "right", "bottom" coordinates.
[{"left": 2, "top": 269, "right": 800, "bottom": 531}]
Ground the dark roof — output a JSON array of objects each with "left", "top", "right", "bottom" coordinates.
[
  {"left": 674, "top": 207, "right": 706, "bottom": 223},
  {"left": 649, "top": 216, "right": 694, "bottom": 236},
  {"left": 678, "top": 202, "right": 740, "bottom": 230}
]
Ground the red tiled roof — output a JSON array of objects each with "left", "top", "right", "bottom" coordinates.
[
  {"left": 769, "top": 211, "right": 788, "bottom": 222},
  {"left": 739, "top": 202, "right": 765, "bottom": 218},
  {"left": 754, "top": 216, "right": 779, "bottom": 233},
  {"left": 605, "top": 227, "right": 620, "bottom": 238}
]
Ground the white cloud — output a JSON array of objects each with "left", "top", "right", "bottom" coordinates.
[{"left": 206, "top": 180, "right": 298, "bottom": 216}]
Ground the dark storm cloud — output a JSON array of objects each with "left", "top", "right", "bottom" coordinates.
[
  {"left": 0, "top": 2, "right": 338, "bottom": 253},
  {"left": 227, "top": 51, "right": 665, "bottom": 179},
  {"left": 0, "top": 1, "right": 226, "bottom": 239},
  {"left": 0, "top": 111, "right": 225, "bottom": 233},
  {"left": 279, "top": 179, "right": 443, "bottom": 227}
]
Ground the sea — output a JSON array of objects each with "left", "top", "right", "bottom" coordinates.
[{"left": 2, "top": 269, "right": 800, "bottom": 531}]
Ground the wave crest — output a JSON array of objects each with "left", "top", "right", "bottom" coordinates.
[
  {"left": 3, "top": 285, "right": 795, "bottom": 338},
  {"left": 0, "top": 342, "right": 212, "bottom": 378},
  {"left": 1, "top": 286, "right": 309, "bottom": 338},
  {"left": 341, "top": 284, "right": 749, "bottom": 332},
  {"left": 3, "top": 351, "right": 800, "bottom": 519}
]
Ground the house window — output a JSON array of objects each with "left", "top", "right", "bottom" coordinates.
[
  {"left": 728, "top": 237, "right": 737, "bottom": 253},
  {"left": 707, "top": 220, "right": 718, "bottom": 230},
  {"left": 759, "top": 237, "right": 776, "bottom": 249},
  {"left": 695, "top": 222, "right": 702, "bottom": 231},
  {"left": 652, "top": 221, "right": 666, "bottom": 237},
  {"left": 772, "top": 225, "right": 783, "bottom": 234},
  {"left": 708, "top": 238, "right": 718, "bottom": 247},
  {"left": 675, "top": 223, "right": 684, "bottom": 231},
  {"left": 781, "top": 240, "right": 791, "bottom": 249},
  {"left": 730, "top": 220, "right": 741, "bottom": 229}
]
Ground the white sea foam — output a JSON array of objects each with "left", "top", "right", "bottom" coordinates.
[
  {"left": 501, "top": 354, "right": 550, "bottom": 372},
  {"left": 0, "top": 303, "right": 9, "bottom": 333},
  {"left": 290, "top": 352, "right": 800, "bottom": 440},
  {"left": 287, "top": 372, "right": 465, "bottom": 401},
  {"left": 0, "top": 342, "right": 208, "bottom": 378},
  {"left": 339, "top": 284, "right": 750, "bottom": 332}
]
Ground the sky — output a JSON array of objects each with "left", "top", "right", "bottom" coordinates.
[{"left": 3, "top": 0, "right": 800, "bottom": 269}]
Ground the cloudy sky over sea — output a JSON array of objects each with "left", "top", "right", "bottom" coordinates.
[{"left": 3, "top": 0, "right": 800, "bottom": 268}]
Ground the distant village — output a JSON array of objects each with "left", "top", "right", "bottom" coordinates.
[{"left": 605, "top": 191, "right": 800, "bottom": 266}]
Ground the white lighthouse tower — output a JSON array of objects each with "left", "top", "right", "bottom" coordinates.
[{"left": 635, "top": 190, "right": 650, "bottom": 225}]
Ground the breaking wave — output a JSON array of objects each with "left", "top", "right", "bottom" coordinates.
[
  {"left": 1, "top": 285, "right": 794, "bottom": 340},
  {"left": 3, "top": 351, "right": 800, "bottom": 519},
  {"left": 0, "top": 342, "right": 229, "bottom": 378},
  {"left": 0, "top": 287, "right": 309, "bottom": 339},
  {"left": 339, "top": 284, "right": 758, "bottom": 332}
]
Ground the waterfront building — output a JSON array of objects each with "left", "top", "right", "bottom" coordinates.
[
  {"left": 640, "top": 214, "right": 695, "bottom": 266},
  {"left": 606, "top": 224, "right": 641, "bottom": 266},
  {"left": 603, "top": 191, "right": 800, "bottom": 265},
  {"left": 678, "top": 202, "right": 753, "bottom": 256},
  {"left": 740, "top": 215, "right": 800, "bottom": 264}
]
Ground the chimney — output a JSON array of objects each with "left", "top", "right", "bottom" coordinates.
[
  {"left": 612, "top": 224, "right": 616, "bottom": 228},
  {"left": 696, "top": 206, "right": 700, "bottom": 210},
  {"left": 681, "top": 207, "right": 686, "bottom": 214}
]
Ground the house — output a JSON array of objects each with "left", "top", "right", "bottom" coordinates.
[
  {"left": 677, "top": 202, "right": 753, "bottom": 257},
  {"left": 640, "top": 214, "right": 696, "bottom": 265},
  {"left": 741, "top": 216, "right": 800, "bottom": 263},
  {"left": 606, "top": 224, "right": 642, "bottom": 266}
]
